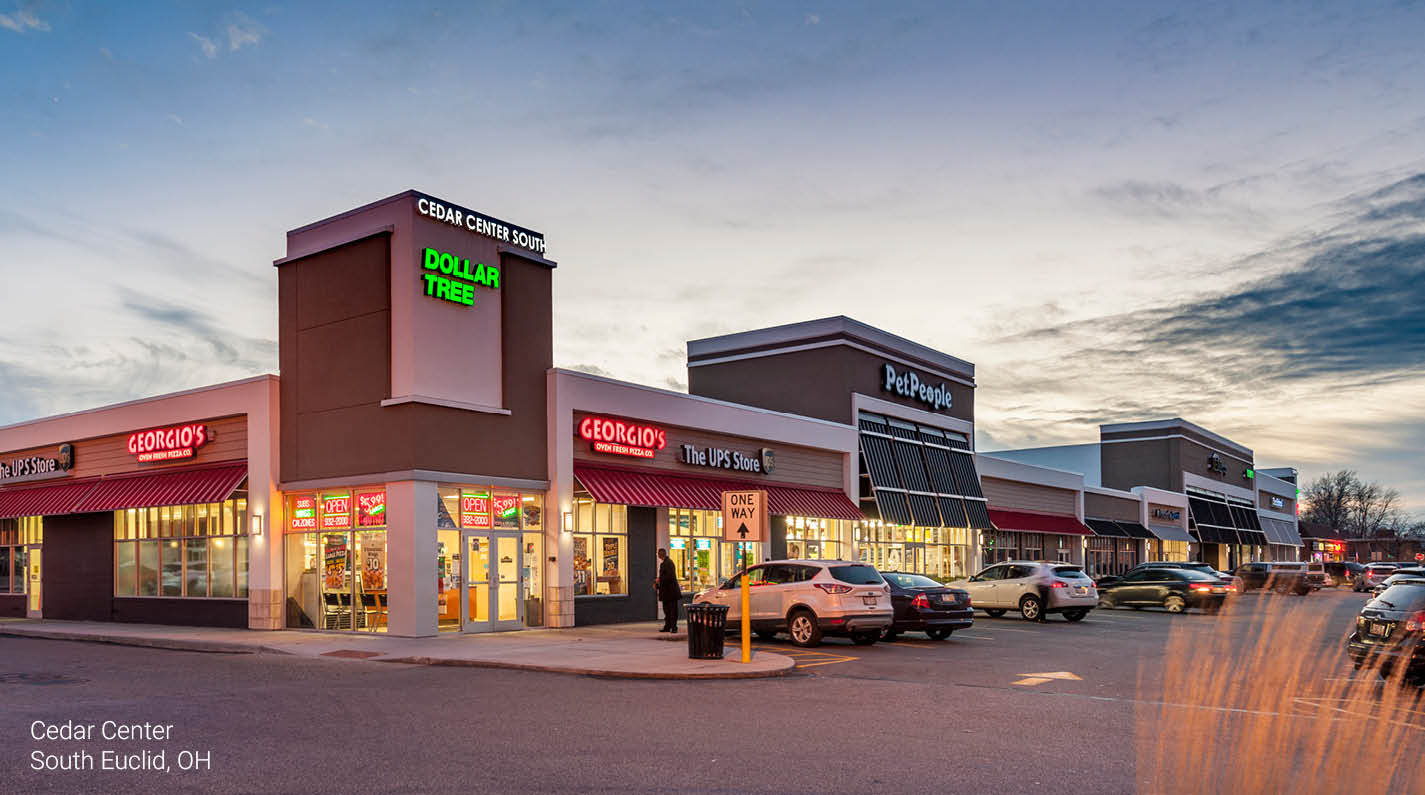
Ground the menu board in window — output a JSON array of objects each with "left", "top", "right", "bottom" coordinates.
[
  {"left": 321, "top": 494, "right": 352, "bottom": 530},
  {"left": 324, "top": 534, "right": 348, "bottom": 589},
  {"left": 492, "top": 492, "right": 520, "bottom": 529},
  {"left": 572, "top": 536, "right": 591, "bottom": 595},
  {"left": 356, "top": 491, "right": 387, "bottom": 527},
  {"left": 461, "top": 492, "right": 491, "bottom": 529},
  {"left": 361, "top": 538, "right": 386, "bottom": 591},
  {"left": 291, "top": 496, "right": 317, "bottom": 531}
]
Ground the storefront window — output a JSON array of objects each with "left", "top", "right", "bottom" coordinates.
[
  {"left": 286, "top": 489, "right": 387, "bottom": 632},
  {"left": 786, "top": 517, "right": 843, "bottom": 562},
  {"left": 573, "top": 500, "right": 627, "bottom": 596},
  {"left": 113, "top": 494, "right": 248, "bottom": 599},
  {"left": 854, "top": 522, "right": 971, "bottom": 580},
  {"left": 0, "top": 517, "right": 40, "bottom": 594},
  {"left": 521, "top": 493, "right": 544, "bottom": 628}
]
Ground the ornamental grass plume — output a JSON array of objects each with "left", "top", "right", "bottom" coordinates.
[{"left": 1136, "top": 592, "right": 1425, "bottom": 794}]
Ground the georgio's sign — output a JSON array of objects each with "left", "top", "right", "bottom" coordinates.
[
  {"left": 421, "top": 247, "right": 500, "bottom": 307},
  {"left": 680, "top": 444, "right": 775, "bottom": 475},
  {"left": 579, "top": 416, "right": 667, "bottom": 459},
  {"left": 882, "top": 363, "right": 953, "bottom": 412},
  {"left": 128, "top": 424, "right": 210, "bottom": 463},
  {"left": 416, "top": 193, "right": 546, "bottom": 255},
  {"left": 0, "top": 444, "right": 74, "bottom": 484}
]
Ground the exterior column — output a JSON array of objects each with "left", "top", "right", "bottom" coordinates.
[
  {"left": 387, "top": 479, "right": 438, "bottom": 637},
  {"left": 247, "top": 378, "right": 283, "bottom": 630}
]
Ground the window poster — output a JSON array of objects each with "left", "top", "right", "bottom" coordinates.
[
  {"left": 493, "top": 493, "right": 520, "bottom": 529},
  {"left": 356, "top": 491, "right": 387, "bottom": 527},
  {"left": 461, "top": 492, "right": 492, "bottom": 529},
  {"left": 323, "top": 534, "right": 349, "bottom": 589},
  {"left": 361, "top": 538, "right": 386, "bottom": 591},
  {"left": 601, "top": 537, "right": 620, "bottom": 577},
  {"left": 321, "top": 494, "right": 352, "bottom": 530},
  {"left": 291, "top": 496, "right": 317, "bottom": 531},
  {"left": 572, "top": 536, "right": 591, "bottom": 596}
]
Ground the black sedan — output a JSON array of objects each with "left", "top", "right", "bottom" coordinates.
[
  {"left": 878, "top": 572, "right": 974, "bottom": 640},
  {"left": 1347, "top": 580, "right": 1425, "bottom": 687},
  {"left": 1097, "top": 568, "right": 1228, "bottom": 613}
]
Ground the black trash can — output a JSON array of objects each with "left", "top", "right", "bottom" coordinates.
[{"left": 685, "top": 603, "right": 730, "bottom": 660}]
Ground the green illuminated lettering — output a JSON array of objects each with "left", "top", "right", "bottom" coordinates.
[
  {"left": 422, "top": 248, "right": 439, "bottom": 270},
  {"left": 423, "top": 273, "right": 439, "bottom": 295},
  {"left": 459, "top": 282, "right": 475, "bottom": 305},
  {"left": 438, "top": 253, "right": 455, "bottom": 275}
]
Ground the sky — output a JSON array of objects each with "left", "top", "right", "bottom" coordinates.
[{"left": 2, "top": 1, "right": 1423, "bottom": 513}]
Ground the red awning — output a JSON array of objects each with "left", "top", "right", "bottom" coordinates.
[
  {"left": 988, "top": 509, "right": 1093, "bottom": 536},
  {"left": 0, "top": 479, "right": 101, "bottom": 519},
  {"left": 72, "top": 463, "right": 248, "bottom": 513},
  {"left": 573, "top": 465, "right": 863, "bottom": 521}
]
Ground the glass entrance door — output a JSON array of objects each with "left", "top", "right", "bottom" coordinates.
[
  {"left": 462, "top": 532, "right": 522, "bottom": 632},
  {"left": 27, "top": 547, "right": 41, "bottom": 617}
]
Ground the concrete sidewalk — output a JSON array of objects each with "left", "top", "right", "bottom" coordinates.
[{"left": 0, "top": 619, "right": 793, "bottom": 679}]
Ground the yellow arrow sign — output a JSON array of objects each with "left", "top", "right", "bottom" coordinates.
[{"left": 1013, "top": 671, "right": 1081, "bottom": 686}]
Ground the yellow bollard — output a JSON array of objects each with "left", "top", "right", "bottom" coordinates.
[{"left": 740, "top": 569, "right": 751, "bottom": 663}]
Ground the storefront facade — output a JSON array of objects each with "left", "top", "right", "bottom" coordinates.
[
  {"left": 0, "top": 376, "right": 280, "bottom": 628},
  {"left": 1256, "top": 468, "right": 1304, "bottom": 561},
  {"left": 977, "top": 455, "right": 1090, "bottom": 567}
]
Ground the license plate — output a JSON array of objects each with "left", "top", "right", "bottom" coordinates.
[
  {"left": 862, "top": 596, "right": 877, "bottom": 606},
  {"left": 938, "top": 596, "right": 957, "bottom": 605},
  {"left": 1074, "top": 587, "right": 1087, "bottom": 595},
  {"left": 1370, "top": 622, "right": 1390, "bottom": 637},
  {"left": 1211, "top": 588, "right": 1224, "bottom": 594}
]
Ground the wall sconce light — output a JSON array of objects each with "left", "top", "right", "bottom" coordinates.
[
  {"left": 562, "top": 511, "right": 573, "bottom": 534},
  {"left": 251, "top": 514, "right": 264, "bottom": 537}
]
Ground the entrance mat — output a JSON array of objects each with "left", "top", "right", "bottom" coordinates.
[{"left": 320, "top": 649, "right": 384, "bottom": 659}]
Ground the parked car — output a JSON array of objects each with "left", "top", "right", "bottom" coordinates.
[
  {"left": 1234, "top": 562, "right": 1312, "bottom": 594},
  {"left": 1346, "top": 580, "right": 1425, "bottom": 686},
  {"left": 1325, "top": 561, "right": 1364, "bottom": 587},
  {"left": 878, "top": 571, "right": 974, "bottom": 640},
  {"left": 694, "top": 560, "right": 892, "bottom": 648},
  {"left": 1098, "top": 561, "right": 1241, "bottom": 596},
  {"left": 1370, "top": 568, "right": 1425, "bottom": 596},
  {"left": 1354, "top": 563, "right": 1401, "bottom": 592},
  {"left": 951, "top": 561, "right": 1097, "bottom": 622},
  {"left": 1305, "top": 562, "right": 1327, "bottom": 590},
  {"left": 1098, "top": 568, "right": 1229, "bottom": 613}
]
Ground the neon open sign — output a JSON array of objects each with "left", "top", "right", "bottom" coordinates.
[
  {"left": 579, "top": 416, "right": 667, "bottom": 459},
  {"left": 128, "top": 423, "right": 210, "bottom": 463},
  {"left": 421, "top": 247, "right": 499, "bottom": 307}
]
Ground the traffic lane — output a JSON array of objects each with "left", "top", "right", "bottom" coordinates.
[{"left": 2, "top": 636, "right": 1143, "bottom": 795}]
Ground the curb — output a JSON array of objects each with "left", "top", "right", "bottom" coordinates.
[
  {"left": 0, "top": 626, "right": 292, "bottom": 656},
  {"left": 376, "top": 654, "right": 796, "bottom": 680}
]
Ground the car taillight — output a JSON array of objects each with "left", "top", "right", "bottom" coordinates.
[
  {"left": 911, "top": 593, "right": 930, "bottom": 608},
  {"left": 1190, "top": 583, "right": 1212, "bottom": 591},
  {"left": 814, "top": 583, "right": 853, "bottom": 595},
  {"left": 1051, "top": 581, "right": 1067, "bottom": 588},
  {"left": 1406, "top": 612, "right": 1425, "bottom": 633}
]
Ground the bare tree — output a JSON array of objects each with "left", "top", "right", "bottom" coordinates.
[
  {"left": 1301, "top": 470, "right": 1355, "bottom": 532},
  {"left": 1303, "top": 470, "right": 1409, "bottom": 538},
  {"left": 1349, "top": 480, "right": 1405, "bottom": 537}
]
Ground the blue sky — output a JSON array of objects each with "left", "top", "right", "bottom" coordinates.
[{"left": 2, "top": 1, "right": 1424, "bottom": 512}]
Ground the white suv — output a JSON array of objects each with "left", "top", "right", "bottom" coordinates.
[
  {"left": 951, "top": 561, "right": 1098, "bottom": 622},
  {"left": 694, "top": 560, "right": 893, "bottom": 647}
]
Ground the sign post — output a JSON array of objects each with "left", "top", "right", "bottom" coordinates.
[{"left": 722, "top": 490, "right": 769, "bottom": 664}]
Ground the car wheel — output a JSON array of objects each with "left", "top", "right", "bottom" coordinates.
[
  {"left": 1019, "top": 595, "right": 1043, "bottom": 621},
  {"left": 926, "top": 628, "right": 953, "bottom": 640},
  {"left": 985, "top": 609, "right": 1007, "bottom": 618},
  {"left": 1164, "top": 595, "right": 1186, "bottom": 614},
  {"left": 851, "top": 630, "right": 879, "bottom": 646},
  {"left": 1062, "top": 609, "right": 1088, "bottom": 622},
  {"left": 754, "top": 629, "right": 778, "bottom": 640},
  {"left": 880, "top": 628, "right": 900, "bottom": 641},
  {"left": 787, "top": 610, "right": 823, "bottom": 648}
]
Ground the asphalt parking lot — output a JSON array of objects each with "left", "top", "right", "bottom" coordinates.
[{"left": 4, "top": 587, "right": 1422, "bottom": 794}]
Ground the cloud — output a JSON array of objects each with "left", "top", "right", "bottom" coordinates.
[
  {"left": 568, "top": 363, "right": 614, "bottom": 378},
  {"left": 0, "top": 4, "right": 49, "bottom": 34},
  {"left": 189, "top": 32, "right": 218, "bottom": 59},
  {"left": 225, "top": 11, "right": 263, "bottom": 52}
]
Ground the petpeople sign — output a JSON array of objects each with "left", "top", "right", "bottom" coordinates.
[
  {"left": 128, "top": 424, "right": 210, "bottom": 463},
  {"left": 0, "top": 444, "right": 74, "bottom": 485},
  {"left": 881, "top": 363, "right": 953, "bottom": 412},
  {"left": 415, "top": 193, "right": 546, "bottom": 256}
]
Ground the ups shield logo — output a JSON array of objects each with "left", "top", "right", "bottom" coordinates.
[{"left": 759, "top": 448, "right": 775, "bottom": 475}]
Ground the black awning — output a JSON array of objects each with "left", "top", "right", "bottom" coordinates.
[
  {"left": 1114, "top": 521, "right": 1156, "bottom": 540},
  {"left": 1189, "top": 497, "right": 1234, "bottom": 529},
  {"left": 1236, "top": 530, "right": 1269, "bottom": 546},
  {"left": 948, "top": 451, "right": 984, "bottom": 499},
  {"left": 964, "top": 499, "right": 996, "bottom": 531},
  {"left": 858, "top": 415, "right": 890, "bottom": 435},
  {"left": 1195, "top": 525, "right": 1240, "bottom": 545},
  {"left": 874, "top": 489, "right": 913, "bottom": 526},
  {"left": 907, "top": 493, "right": 942, "bottom": 527},
  {"left": 937, "top": 496, "right": 968, "bottom": 528},
  {"left": 1085, "top": 518, "right": 1130, "bottom": 537},
  {"left": 860, "top": 434, "right": 903, "bottom": 491},
  {"left": 892, "top": 439, "right": 934, "bottom": 493},
  {"left": 922, "top": 446, "right": 960, "bottom": 496}
]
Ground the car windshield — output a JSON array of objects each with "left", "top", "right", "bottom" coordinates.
[
  {"left": 884, "top": 573, "right": 942, "bottom": 589},
  {"left": 1052, "top": 566, "right": 1090, "bottom": 579},
  {"left": 829, "top": 565, "right": 885, "bottom": 585},
  {"left": 1371, "top": 584, "right": 1425, "bottom": 612}
]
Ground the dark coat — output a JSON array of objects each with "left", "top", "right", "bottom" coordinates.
[{"left": 657, "top": 557, "right": 682, "bottom": 600}]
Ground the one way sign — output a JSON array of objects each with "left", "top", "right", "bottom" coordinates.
[{"left": 721, "top": 490, "right": 769, "bottom": 543}]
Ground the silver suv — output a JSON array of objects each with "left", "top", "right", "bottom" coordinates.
[
  {"left": 952, "top": 561, "right": 1098, "bottom": 621},
  {"left": 693, "top": 560, "right": 892, "bottom": 647}
]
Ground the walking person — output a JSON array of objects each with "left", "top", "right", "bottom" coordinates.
[{"left": 655, "top": 548, "right": 682, "bottom": 633}]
